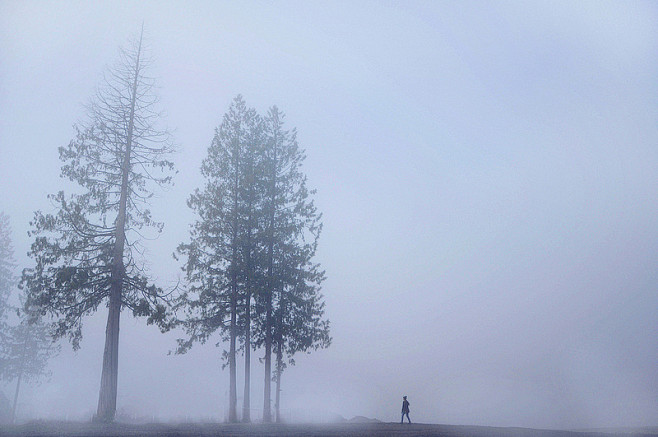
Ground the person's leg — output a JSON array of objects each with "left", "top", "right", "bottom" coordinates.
[
  {"left": 406, "top": 412, "right": 411, "bottom": 423},
  {"left": 401, "top": 413, "right": 404, "bottom": 424}
]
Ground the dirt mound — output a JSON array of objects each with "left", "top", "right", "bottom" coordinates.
[{"left": 347, "top": 416, "right": 381, "bottom": 423}]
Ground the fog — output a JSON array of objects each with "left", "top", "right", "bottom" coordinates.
[{"left": 1, "top": 0, "right": 657, "bottom": 430}]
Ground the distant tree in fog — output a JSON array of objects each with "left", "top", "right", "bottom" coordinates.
[
  {"left": 20, "top": 27, "right": 176, "bottom": 422},
  {"left": 0, "top": 213, "right": 59, "bottom": 424},
  {"left": 254, "top": 107, "right": 330, "bottom": 422},
  {"left": 175, "top": 95, "right": 263, "bottom": 423},
  {"left": 2, "top": 302, "right": 60, "bottom": 424},
  {"left": 0, "top": 212, "right": 15, "bottom": 361}
]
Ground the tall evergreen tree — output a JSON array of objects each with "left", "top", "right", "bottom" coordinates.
[
  {"left": 255, "top": 107, "right": 330, "bottom": 422},
  {"left": 175, "top": 95, "right": 262, "bottom": 423},
  {"left": 20, "top": 28, "right": 175, "bottom": 422}
]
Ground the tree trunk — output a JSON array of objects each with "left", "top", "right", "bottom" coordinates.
[
  {"left": 11, "top": 369, "right": 22, "bottom": 424},
  {"left": 275, "top": 339, "right": 282, "bottom": 423},
  {"left": 95, "top": 25, "right": 142, "bottom": 423},
  {"left": 263, "top": 288, "right": 272, "bottom": 423},
  {"left": 242, "top": 289, "right": 251, "bottom": 422},
  {"left": 263, "top": 238, "right": 274, "bottom": 423},
  {"left": 228, "top": 129, "right": 240, "bottom": 423},
  {"left": 228, "top": 231, "right": 238, "bottom": 423},
  {"left": 274, "top": 290, "right": 285, "bottom": 423},
  {"left": 228, "top": 288, "right": 237, "bottom": 422},
  {"left": 263, "top": 325, "right": 271, "bottom": 421},
  {"left": 96, "top": 289, "right": 121, "bottom": 422},
  {"left": 242, "top": 212, "right": 253, "bottom": 423},
  {"left": 263, "top": 121, "right": 278, "bottom": 423},
  {"left": 11, "top": 326, "right": 30, "bottom": 424}
]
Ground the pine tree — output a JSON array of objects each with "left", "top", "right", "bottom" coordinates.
[
  {"left": 20, "top": 28, "right": 175, "bottom": 422},
  {"left": 177, "top": 102, "right": 330, "bottom": 423},
  {"left": 175, "top": 95, "right": 262, "bottom": 423},
  {"left": 256, "top": 107, "right": 330, "bottom": 422}
]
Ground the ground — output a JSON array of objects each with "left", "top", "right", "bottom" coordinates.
[{"left": 1, "top": 422, "right": 657, "bottom": 437}]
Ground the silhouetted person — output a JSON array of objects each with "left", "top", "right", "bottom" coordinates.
[{"left": 401, "top": 395, "right": 411, "bottom": 423}]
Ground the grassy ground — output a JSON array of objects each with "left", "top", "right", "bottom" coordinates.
[{"left": 1, "top": 421, "right": 658, "bottom": 437}]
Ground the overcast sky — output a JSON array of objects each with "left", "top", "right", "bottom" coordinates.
[{"left": 1, "top": 0, "right": 657, "bottom": 430}]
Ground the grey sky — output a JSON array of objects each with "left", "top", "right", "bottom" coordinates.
[{"left": 1, "top": 0, "right": 657, "bottom": 429}]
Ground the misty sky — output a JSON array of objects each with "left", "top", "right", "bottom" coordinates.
[{"left": 1, "top": 0, "right": 657, "bottom": 430}]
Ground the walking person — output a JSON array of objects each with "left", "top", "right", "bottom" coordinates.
[{"left": 401, "top": 395, "right": 411, "bottom": 424}]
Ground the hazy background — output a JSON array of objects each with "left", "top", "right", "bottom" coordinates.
[{"left": 1, "top": 0, "right": 657, "bottom": 430}]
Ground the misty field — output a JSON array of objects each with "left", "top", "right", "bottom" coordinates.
[
  {"left": 1, "top": 2, "right": 657, "bottom": 433},
  {"left": 2, "top": 421, "right": 657, "bottom": 437}
]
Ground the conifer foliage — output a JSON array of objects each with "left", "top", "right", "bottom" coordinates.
[{"left": 20, "top": 28, "right": 175, "bottom": 422}]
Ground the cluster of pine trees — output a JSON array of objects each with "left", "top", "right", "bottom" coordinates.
[
  {"left": 17, "top": 29, "right": 330, "bottom": 423},
  {"left": 174, "top": 96, "right": 330, "bottom": 423}
]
